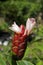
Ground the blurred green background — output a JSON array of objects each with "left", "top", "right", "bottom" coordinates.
[{"left": 0, "top": 0, "right": 43, "bottom": 65}]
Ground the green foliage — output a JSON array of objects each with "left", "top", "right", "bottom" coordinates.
[
  {"left": 17, "top": 60, "right": 34, "bottom": 65},
  {"left": 0, "top": 54, "right": 6, "bottom": 65},
  {"left": 0, "top": 0, "right": 43, "bottom": 65},
  {"left": 0, "top": 18, "right": 9, "bottom": 31},
  {"left": 36, "top": 61, "right": 43, "bottom": 65}
]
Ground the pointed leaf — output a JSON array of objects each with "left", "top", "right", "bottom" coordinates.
[
  {"left": 17, "top": 60, "right": 34, "bottom": 65},
  {"left": 0, "top": 54, "right": 6, "bottom": 65}
]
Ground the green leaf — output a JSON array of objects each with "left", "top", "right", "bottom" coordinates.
[
  {"left": 36, "top": 61, "right": 43, "bottom": 65},
  {"left": 17, "top": 60, "right": 34, "bottom": 65},
  {"left": 6, "top": 55, "right": 12, "bottom": 65},
  {"left": 23, "top": 47, "right": 30, "bottom": 58},
  {"left": 0, "top": 54, "right": 6, "bottom": 65}
]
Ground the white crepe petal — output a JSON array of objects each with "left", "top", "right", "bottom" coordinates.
[
  {"left": 26, "top": 18, "right": 36, "bottom": 35},
  {"left": 9, "top": 22, "right": 21, "bottom": 33}
]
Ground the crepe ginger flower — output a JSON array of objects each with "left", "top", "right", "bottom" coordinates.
[{"left": 9, "top": 18, "right": 36, "bottom": 59}]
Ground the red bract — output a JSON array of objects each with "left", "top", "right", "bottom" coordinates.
[{"left": 12, "top": 25, "right": 27, "bottom": 58}]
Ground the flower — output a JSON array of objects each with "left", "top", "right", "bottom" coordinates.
[
  {"left": 25, "top": 18, "right": 36, "bottom": 35},
  {"left": 9, "top": 22, "right": 21, "bottom": 34},
  {"left": 9, "top": 18, "right": 36, "bottom": 35}
]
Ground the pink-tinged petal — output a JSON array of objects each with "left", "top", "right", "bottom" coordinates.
[
  {"left": 26, "top": 18, "right": 36, "bottom": 35},
  {"left": 20, "top": 25, "right": 25, "bottom": 35},
  {"left": 9, "top": 22, "right": 21, "bottom": 33}
]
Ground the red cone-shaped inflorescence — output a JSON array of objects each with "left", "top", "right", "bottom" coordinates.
[
  {"left": 12, "top": 25, "right": 27, "bottom": 59},
  {"left": 9, "top": 18, "right": 36, "bottom": 60}
]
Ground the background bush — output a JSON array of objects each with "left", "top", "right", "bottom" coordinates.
[{"left": 0, "top": 0, "right": 43, "bottom": 25}]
